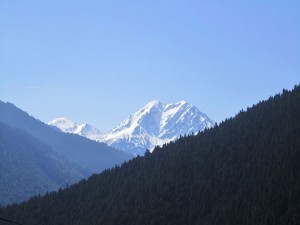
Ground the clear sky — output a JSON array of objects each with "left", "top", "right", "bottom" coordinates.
[{"left": 1, "top": 0, "right": 299, "bottom": 132}]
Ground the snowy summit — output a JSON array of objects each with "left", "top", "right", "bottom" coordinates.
[
  {"left": 99, "top": 100, "right": 215, "bottom": 155},
  {"left": 48, "top": 117, "right": 103, "bottom": 140},
  {"left": 49, "top": 100, "right": 215, "bottom": 156}
]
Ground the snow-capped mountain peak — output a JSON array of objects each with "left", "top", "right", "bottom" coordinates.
[
  {"left": 99, "top": 100, "right": 215, "bottom": 155},
  {"left": 49, "top": 100, "right": 215, "bottom": 156},
  {"left": 48, "top": 117, "right": 77, "bottom": 133},
  {"left": 48, "top": 118, "right": 103, "bottom": 140}
]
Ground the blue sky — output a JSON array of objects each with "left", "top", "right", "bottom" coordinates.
[{"left": 1, "top": 0, "right": 299, "bottom": 131}]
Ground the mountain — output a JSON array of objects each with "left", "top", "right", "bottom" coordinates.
[
  {"left": 0, "top": 101, "right": 132, "bottom": 174},
  {"left": 50, "top": 100, "right": 215, "bottom": 155},
  {"left": 100, "top": 100, "right": 214, "bottom": 155},
  {"left": 0, "top": 122, "right": 88, "bottom": 205},
  {"left": 48, "top": 117, "right": 104, "bottom": 140},
  {"left": 3, "top": 86, "right": 299, "bottom": 225}
]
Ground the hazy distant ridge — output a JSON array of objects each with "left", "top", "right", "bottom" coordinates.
[{"left": 0, "top": 101, "right": 132, "bottom": 173}]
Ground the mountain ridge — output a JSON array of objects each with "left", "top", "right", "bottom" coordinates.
[
  {"left": 48, "top": 117, "right": 104, "bottom": 140},
  {"left": 0, "top": 101, "right": 132, "bottom": 173},
  {"left": 0, "top": 121, "right": 89, "bottom": 205},
  {"left": 49, "top": 100, "right": 215, "bottom": 155},
  {"left": 2, "top": 86, "right": 300, "bottom": 225}
]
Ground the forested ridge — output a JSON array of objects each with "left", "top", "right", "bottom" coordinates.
[
  {"left": 0, "top": 122, "right": 88, "bottom": 205},
  {"left": 1, "top": 85, "right": 300, "bottom": 225}
]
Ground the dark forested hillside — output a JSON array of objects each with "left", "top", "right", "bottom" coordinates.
[
  {"left": 1, "top": 85, "right": 300, "bottom": 225},
  {"left": 0, "top": 122, "right": 89, "bottom": 205}
]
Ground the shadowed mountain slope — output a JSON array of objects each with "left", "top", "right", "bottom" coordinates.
[
  {"left": 0, "top": 101, "right": 132, "bottom": 173},
  {"left": 0, "top": 122, "right": 89, "bottom": 205}
]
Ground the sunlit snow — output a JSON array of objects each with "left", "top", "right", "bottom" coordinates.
[{"left": 49, "top": 100, "right": 215, "bottom": 156}]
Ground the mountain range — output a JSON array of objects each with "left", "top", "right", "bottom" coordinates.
[
  {"left": 49, "top": 100, "right": 215, "bottom": 155},
  {"left": 0, "top": 99, "right": 213, "bottom": 205},
  {"left": 0, "top": 101, "right": 132, "bottom": 205},
  {"left": 0, "top": 101, "right": 131, "bottom": 173},
  {"left": 2, "top": 86, "right": 299, "bottom": 225}
]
